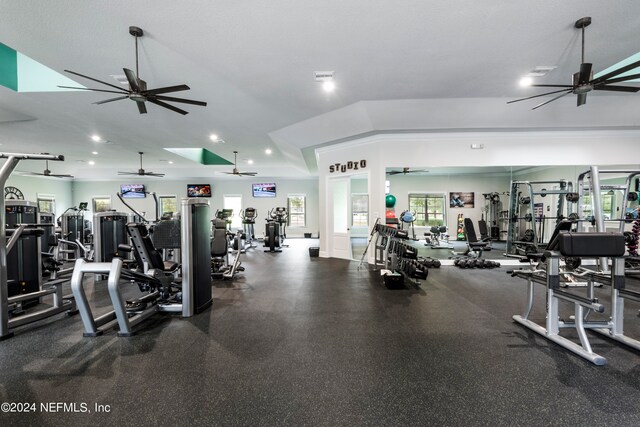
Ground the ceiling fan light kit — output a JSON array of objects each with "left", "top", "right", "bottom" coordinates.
[
  {"left": 509, "top": 17, "right": 640, "bottom": 110},
  {"left": 59, "top": 26, "right": 207, "bottom": 115}
]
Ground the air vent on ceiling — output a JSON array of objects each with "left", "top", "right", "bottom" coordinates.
[{"left": 314, "top": 71, "right": 335, "bottom": 81}]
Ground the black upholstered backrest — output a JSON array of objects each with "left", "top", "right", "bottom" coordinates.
[
  {"left": 545, "top": 220, "right": 574, "bottom": 250},
  {"left": 126, "top": 223, "right": 165, "bottom": 270},
  {"left": 464, "top": 218, "right": 478, "bottom": 243},
  {"left": 211, "top": 219, "right": 228, "bottom": 257},
  {"left": 478, "top": 219, "right": 488, "bottom": 237}
]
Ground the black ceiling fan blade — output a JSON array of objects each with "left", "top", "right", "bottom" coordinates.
[
  {"left": 531, "top": 90, "right": 572, "bottom": 110},
  {"left": 118, "top": 172, "right": 139, "bottom": 175},
  {"left": 136, "top": 100, "right": 148, "bottom": 114},
  {"left": 153, "top": 95, "right": 207, "bottom": 106},
  {"left": 386, "top": 171, "right": 401, "bottom": 175},
  {"left": 64, "top": 69, "right": 128, "bottom": 91},
  {"left": 598, "top": 73, "right": 640, "bottom": 85},
  {"left": 591, "top": 59, "right": 640, "bottom": 85},
  {"left": 58, "top": 86, "right": 128, "bottom": 95},
  {"left": 507, "top": 88, "right": 576, "bottom": 104},
  {"left": 578, "top": 63, "right": 592, "bottom": 85},
  {"left": 93, "top": 96, "right": 129, "bottom": 105},
  {"left": 141, "top": 172, "right": 165, "bottom": 177},
  {"left": 238, "top": 172, "right": 258, "bottom": 176},
  {"left": 123, "top": 68, "right": 141, "bottom": 92},
  {"left": 593, "top": 85, "right": 640, "bottom": 93},
  {"left": 145, "top": 85, "right": 190, "bottom": 95},
  {"left": 577, "top": 93, "right": 587, "bottom": 107},
  {"left": 147, "top": 98, "right": 189, "bottom": 115}
]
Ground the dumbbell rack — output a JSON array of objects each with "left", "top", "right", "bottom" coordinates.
[{"left": 373, "top": 224, "right": 429, "bottom": 287}]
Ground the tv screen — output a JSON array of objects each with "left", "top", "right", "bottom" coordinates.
[
  {"left": 187, "top": 184, "right": 212, "bottom": 198},
  {"left": 121, "top": 184, "right": 146, "bottom": 198},
  {"left": 253, "top": 183, "right": 276, "bottom": 198}
]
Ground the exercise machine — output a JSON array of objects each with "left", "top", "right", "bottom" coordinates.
[
  {"left": 264, "top": 207, "right": 288, "bottom": 252},
  {"left": 425, "top": 225, "right": 452, "bottom": 249},
  {"left": 211, "top": 219, "right": 243, "bottom": 279},
  {"left": 240, "top": 207, "right": 258, "bottom": 250},
  {"left": 482, "top": 192, "right": 503, "bottom": 240},
  {"left": 399, "top": 210, "right": 417, "bottom": 240},
  {"left": 60, "top": 203, "right": 91, "bottom": 259},
  {"left": 71, "top": 198, "right": 212, "bottom": 336},
  {"left": 509, "top": 231, "right": 635, "bottom": 366},
  {"left": 94, "top": 211, "right": 130, "bottom": 263},
  {"left": 505, "top": 179, "right": 575, "bottom": 258},
  {"left": 0, "top": 153, "right": 76, "bottom": 340}
]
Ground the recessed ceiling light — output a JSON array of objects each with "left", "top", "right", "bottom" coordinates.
[
  {"left": 470, "top": 143, "right": 484, "bottom": 150},
  {"left": 168, "top": 161, "right": 174, "bottom": 164},
  {"left": 265, "top": 148, "right": 272, "bottom": 155},
  {"left": 209, "top": 134, "right": 219, "bottom": 141},
  {"left": 91, "top": 134, "right": 101, "bottom": 142},
  {"left": 519, "top": 77, "right": 533, "bottom": 87},
  {"left": 88, "top": 160, "right": 96, "bottom": 165},
  {"left": 322, "top": 81, "right": 336, "bottom": 92},
  {"left": 91, "top": 151, "right": 98, "bottom": 155},
  {"left": 247, "top": 159, "right": 254, "bottom": 165}
]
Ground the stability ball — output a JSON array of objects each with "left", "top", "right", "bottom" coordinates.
[{"left": 385, "top": 194, "right": 397, "bottom": 208}]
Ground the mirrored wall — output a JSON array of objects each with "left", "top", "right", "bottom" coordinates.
[{"left": 377, "top": 164, "right": 640, "bottom": 260}]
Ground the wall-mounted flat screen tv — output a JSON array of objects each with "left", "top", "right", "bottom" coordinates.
[
  {"left": 187, "top": 184, "right": 212, "bottom": 198},
  {"left": 252, "top": 183, "right": 276, "bottom": 198},
  {"left": 120, "top": 184, "right": 146, "bottom": 198}
]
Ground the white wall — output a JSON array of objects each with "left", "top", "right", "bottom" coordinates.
[
  {"left": 71, "top": 177, "right": 319, "bottom": 237},
  {"left": 388, "top": 172, "right": 510, "bottom": 234},
  {"left": 5, "top": 175, "right": 73, "bottom": 218}
]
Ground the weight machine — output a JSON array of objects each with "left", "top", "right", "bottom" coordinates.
[
  {"left": 505, "top": 179, "right": 575, "bottom": 258},
  {"left": 0, "top": 153, "right": 77, "bottom": 340}
]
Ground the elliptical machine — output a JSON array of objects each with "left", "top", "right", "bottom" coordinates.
[
  {"left": 240, "top": 208, "right": 257, "bottom": 251},
  {"left": 264, "top": 207, "right": 287, "bottom": 252}
]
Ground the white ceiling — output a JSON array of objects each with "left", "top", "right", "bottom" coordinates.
[{"left": 1, "top": 1, "right": 639, "bottom": 179}]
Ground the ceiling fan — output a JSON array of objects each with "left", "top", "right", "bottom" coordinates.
[
  {"left": 386, "top": 167, "right": 428, "bottom": 176},
  {"left": 509, "top": 17, "right": 640, "bottom": 110},
  {"left": 23, "top": 158, "right": 73, "bottom": 178},
  {"left": 118, "top": 152, "right": 165, "bottom": 177},
  {"left": 222, "top": 151, "right": 257, "bottom": 176},
  {"left": 59, "top": 26, "right": 207, "bottom": 115}
]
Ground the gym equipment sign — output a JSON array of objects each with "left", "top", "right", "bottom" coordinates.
[{"left": 329, "top": 160, "right": 367, "bottom": 174}]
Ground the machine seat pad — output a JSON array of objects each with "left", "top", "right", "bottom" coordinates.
[
  {"left": 163, "top": 261, "right": 179, "bottom": 272},
  {"left": 558, "top": 232, "right": 625, "bottom": 258}
]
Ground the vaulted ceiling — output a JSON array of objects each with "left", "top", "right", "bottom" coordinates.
[{"left": 1, "top": 1, "right": 639, "bottom": 179}]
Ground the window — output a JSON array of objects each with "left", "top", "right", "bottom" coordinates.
[
  {"left": 287, "top": 195, "right": 306, "bottom": 227},
  {"left": 409, "top": 193, "right": 446, "bottom": 227},
  {"left": 223, "top": 195, "right": 242, "bottom": 229},
  {"left": 159, "top": 195, "right": 178, "bottom": 217},
  {"left": 352, "top": 194, "right": 369, "bottom": 227},
  {"left": 37, "top": 194, "right": 55, "bottom": 214},
  {"left": 92, "top": 197, "right": 111, "bottom": 213}
]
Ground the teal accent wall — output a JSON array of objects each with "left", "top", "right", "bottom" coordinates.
[{"left": 0, "top": 43, "right": 18, "bottom": 91}]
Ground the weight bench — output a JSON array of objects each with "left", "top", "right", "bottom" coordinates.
[
  {"left": 461, "top": 218, "right": 488, "bottom": 258},
  {"left": 511, "top": 231, "right": 638, "bottom": 365},
  {"left": 477, "top": 219, "right": 492, "bottom": 251}
]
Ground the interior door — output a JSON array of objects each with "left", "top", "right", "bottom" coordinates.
[{"left": 329, "top": 177, "right": 352, "bottom": 260}]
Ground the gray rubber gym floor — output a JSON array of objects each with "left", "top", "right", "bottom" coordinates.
[{"left": 1, "top": 238, "right": 639, "bottom": 426}]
